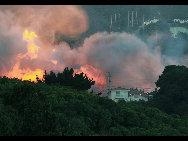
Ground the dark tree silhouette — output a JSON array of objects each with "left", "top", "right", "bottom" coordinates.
[
  {"left": 72, "top": 72, "right": 95, "bottom": 91},
  {"left": 152, "top": 65, "right": 188, "bottom": 117},
  {"left": 45, "top": 70, "right": 57, "bottom": 85},
  {"left": 44, "top": 67, "right": 95, "bottom": 91},
  {"left": 57, "top": 67, "right": 74, "bottom": 87}
]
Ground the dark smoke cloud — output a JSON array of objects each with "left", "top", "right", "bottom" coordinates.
[
  {"left": 78, "top": 32, "right": 166, "bottom": 90},
  {"left": 1, "top": 5, "right": 188, "bottom": 93},
  {"left": 0, "top": 5, "right": 89, "bottom": 45},
  {"left": 0, "top": 10, "right": 27, "bottom": 72}
]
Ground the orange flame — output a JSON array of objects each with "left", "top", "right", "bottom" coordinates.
[
  {"left": 4, "top": 29, "right": 43, "bottom": 82},
  {"left": 23, "top": 29, "right": 40, "bottom": 60},
  {"left": 7, "top": 62, "right": 43, "bottom": 82},
  {"left": 51, "top": 60, "right": 57, "bottom": 65},
  {"left": 75, "top": 64, "right": 106, "bottom": 91}
]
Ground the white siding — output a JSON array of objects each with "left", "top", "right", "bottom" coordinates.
[
  {"left": 128, "top": 94, "right": 148, "bottom": 102},
  {"left": 109, "top": 89, "right": 148, "bottom": 102},
  {"left": 109, "top": 89, "right": 130, "bottom": 102}
]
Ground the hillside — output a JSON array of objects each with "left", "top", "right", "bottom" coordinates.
[{"left": 0, "top": 76, "right": 188, "bottom": 136}]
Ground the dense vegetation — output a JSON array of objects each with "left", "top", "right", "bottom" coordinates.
[
  {"left": 150, "top": 65, "right": 188, "bottom": 118},
  {"left": 44, "top": 67, "right": 95, "bottom": 91},
  {"left": 1, "top": 65, "right": 188, "bottom": 136}
]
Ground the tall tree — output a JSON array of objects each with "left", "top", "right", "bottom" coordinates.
[
  {"left": 72, "top": 72, "right": 95, "bottom": 91},
  {"left": 57, "top": 67, "right": 74, "bottom": 86},
  {"left": 45, "top": 70, "right": 57, "bottom": 85},
  {"left": 44, "top": 67, "right": 95, "bottom": 91},
  {"left": 152, "top": 65, "right": 188, "bottom": 117}
]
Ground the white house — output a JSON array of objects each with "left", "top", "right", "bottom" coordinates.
[
  {"left": 108, "top": 87, "right": 148, "bottom": 102},
  {"left": 108, "top": 87, "right": 130, "bottom": 102},
  {"left": 128, "top": 87, "right": 148, "bottom": 101}
]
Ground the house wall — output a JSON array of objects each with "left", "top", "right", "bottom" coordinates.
[
  {"left": 109, "top": 90, "right": 130, "bottom": 102},
  {"left": 128, "top": 94, "right": 148, "bottom": 101},
  {"left": 109, "top": 89, "right": 148, "bottom": 102}
]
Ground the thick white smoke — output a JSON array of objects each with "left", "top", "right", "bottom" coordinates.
[
  {"left": 78, "top": 32, "right": 167, "bottom": 91},
  {"left": 1, "top": 5, "right": 188, "bottom": 93}
]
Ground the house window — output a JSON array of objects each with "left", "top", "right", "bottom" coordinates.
[{"left": 116, "top": 91, "right": 120, "bottom": 96}]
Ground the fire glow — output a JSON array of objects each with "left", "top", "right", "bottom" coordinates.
[
  {"left": 1, "top": 29, "right": 106, "bottom": 90},
  {"left": 75, "top": 65, "right": 106, "bottom": 90},
  {"left": 23, "top": 29, "right": 40, "bottom": 60},
  {"left": 3, "top": 29, "right": 43, "bottom": 82},
  {"left": 1, "top": 5, "right": 180, "bottom": 93}
]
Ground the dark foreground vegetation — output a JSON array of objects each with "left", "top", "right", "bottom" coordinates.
[{"left": 1, "top": 65, "right": 188, "bottom": 136}]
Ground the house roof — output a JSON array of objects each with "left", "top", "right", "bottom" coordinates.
[
  {"left": 110, "top": 87, "right": 130, "bottom": 90},
  {"left": 128, "top": 89, "right": 148, "bottom": 98},
  {"left": 110, "top": 87, "right": 149, "bottom": 98}
]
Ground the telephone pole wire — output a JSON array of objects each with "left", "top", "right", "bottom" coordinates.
[{"left": 108, "top": 72, "right": 111, "bottom": 91}]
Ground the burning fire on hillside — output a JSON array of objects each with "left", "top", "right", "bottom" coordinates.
[
  {"left": 2, "top": 29, "right": 44, "bottom": 82},
  {"left": 1, "top": 5, "right": 184, "bottom": 93},
  {"left": 0, "top": 28, "right": 107, "bottom": 90}
]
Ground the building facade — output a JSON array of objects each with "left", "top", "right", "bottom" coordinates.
[
  {"left": 108, "top": 87, "right": 148, "bottom": 102},
  {"left": 108, "top": 87, "right": 130, "bottom": 102}
]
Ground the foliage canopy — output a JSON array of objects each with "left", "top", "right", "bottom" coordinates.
[
  {"left": 45, "top": 67, "right": 95, "bottom": 91},
  {"left": 152, "top": 65, "right": 188, "bottom": 118},
  {"left": 0, "top": 76, "right": 188, "bottom": 136}
]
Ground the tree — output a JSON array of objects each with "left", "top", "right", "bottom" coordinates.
[
  {"left": 57, "top": 67, "right": 74, "bottom": 87},
  {"left": 72, "top": 72, "right": 95, "bottom": 91},
  {"left": 152, "top": 65, "right": 188, "bottom": 116},
  {"left": 44, "top": 67, "right": 95, "bottom": 91},
  {"left": 1, "top": 76, "right": 188, "bottom": 135},
  {"left": 45, "top": 70, "right": 57, "bottom": 85}
]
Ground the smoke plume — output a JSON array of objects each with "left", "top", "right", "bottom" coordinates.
[
  {"left": 1, "top": 5, "right": 188, "bottom": 94},
  {"left": 0, "top": 5, "right": 89, "bottom": 45},
  {"left": 78, "top": 32, "right": 166, "bottom": 91}
]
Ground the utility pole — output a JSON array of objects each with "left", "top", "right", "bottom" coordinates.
[
  {"left": 132, "top": 11, "right": 134, "bottom": 27},
  {"left": 108, "top": 72, "right": 111, "bottom": 91},
  {"left": 128, "top": 11, "right": 129, "bottom": 28}
]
